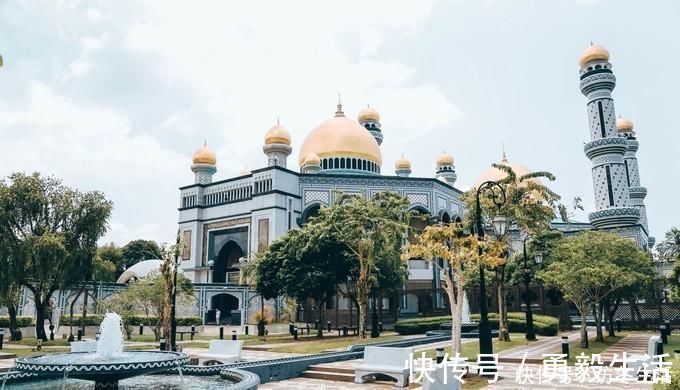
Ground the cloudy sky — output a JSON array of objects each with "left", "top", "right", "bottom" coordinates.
[{"left": 1, "top": 0, "right": 678, "bottom": 246}]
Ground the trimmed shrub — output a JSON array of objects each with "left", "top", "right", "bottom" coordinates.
[
  {"left": 58, "top": 314, "right": 202, "bottom": 327},
  {"left": 394, "top": 312, "right": 559, "bottom": 336},
  {"left": 0, "top": 316, "right": 34, "bottom": 327},
  {"left": 59, "top": 314, "right": 104, "bottom": 326}
]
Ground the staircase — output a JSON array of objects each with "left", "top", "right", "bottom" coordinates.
[{"left": 301, "top": 364, "right": 355, "bottom": 382}]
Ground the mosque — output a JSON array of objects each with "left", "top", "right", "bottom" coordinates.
[{"left": 175, "top": 44, "right": 653, "bottom": 326}]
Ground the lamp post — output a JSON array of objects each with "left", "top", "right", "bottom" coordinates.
[
  {"left": 474, "top": 181, "right": 507, "bottom": 357},
  {"left": 170, "top": 253, "right": 181, "bottom": 351},
  {"left": 522, "top": 235, "right": 543, "bottom": 341}
]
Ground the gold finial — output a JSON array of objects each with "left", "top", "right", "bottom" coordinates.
[
  {"left": 335, "top": 93, "right": 345, "bottom": 117},
  {"left": 204, "top": 139, "right": 207, "bottom": 147},
  {"left": 276, "top": 116, "right": 280, "bottom": 126},
  {"left": 501, "top": 144, "right": 508, "bottom": 163}
]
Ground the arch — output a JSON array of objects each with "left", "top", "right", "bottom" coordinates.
[
  {"left": 210, "top": 293, "right": 240, "bottom": 325},
  {"left": 334, "top": 157, "right": 339, "bottom": 168},
  {"left": 340, "top": 158, "right": 346, "bottom": 169},
  {"left": 300, "top": 203, "right": 322, "bottom": 225},
  {"left": 439, "top": 210, "right": 451, "bottom": 224},
  {"left": 322, "top": 159, "right": 328, "bottom": 169},
  {"left": 408, "top": 207, "right": 430, "bottom": 243},
  {"left": 351, "top": 158, "right": 357, "bottom": 170},
  {"left": 362, "top": 160, "right": 367, "bottom": 171},
  {"left": 214, "top": 241, "right": 243, "bottom": 283}
]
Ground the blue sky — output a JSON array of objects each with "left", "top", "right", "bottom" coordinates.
[{"left": 0, "top": 0, "right": 677, "bottom": 245}]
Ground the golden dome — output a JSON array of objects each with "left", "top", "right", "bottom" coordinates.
[
  {"left": 298, "top": 113, "right": 382, "bottom": 166},
  {"left": 264, "top": 121, "right": 291, "bottom": 145},
  {"left": 358, "top": 105, "right": 380, "bottom": 122},
  {"left": 395, "top": 155, "right": 411, "bottom": 170},
  {"left": 473, "top": 153, "right": 541, "bottom": 189},
  {"left": 616, "top": 116, "right": 635, "bottom": 132},
  {"left": 304, "top": 152, "right": 321, "bottom": 165},
  {"left": 579, "top": 44, "right": 610, "bottom": 67},
  {"left": 436, "top": 152, "right": 454, "bottom": 166},
  {"left": 192, "top": 144, "right": 216, "bottom": 165}
]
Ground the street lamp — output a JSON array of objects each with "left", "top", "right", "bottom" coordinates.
[
  {"left": 170, "top": 253, "right": 181, "bottom": 351},
  {"left": 474, "top": 180, "right": 507, "bottom": 357},
  {"left": 522, "top": 235, "right": 543, "bottom": 341}
]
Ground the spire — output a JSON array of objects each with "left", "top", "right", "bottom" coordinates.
[
  {"left": 335, "top": 93, "right": 345, "bottom": 117},
  {"left": 501, "top": 144, "right": 508, "bottom": 163},
  {"left": 276, "top": 116, "right": 280, "bottom": 126},
  {"left": 204, "top": 139, "right": 207, "bottom": 147}
]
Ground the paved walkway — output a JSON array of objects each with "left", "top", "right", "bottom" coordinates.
[
  {"left": 598, "top": 333, "right": 654, "bottom": 362},
  {"left": 499, "top": 331, "right": 581, "bottom": 362}
]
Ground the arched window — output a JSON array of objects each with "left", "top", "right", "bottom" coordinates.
[
  {"left": 340, "top": 158, "right": 345, "bottom": 169},
  {"left": 322, "top": 159, "right": 328, "bottom": 169},
  {"left": 352, "top": 158, "right": 357, "bottom": 169},
  {"left": 362, "top": 160, "right": 367, "bottom": 171},
  {"left": 334, "top": 158, "right": 339, "bottom": 168}
]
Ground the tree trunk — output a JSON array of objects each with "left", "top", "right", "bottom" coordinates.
[
  {"left": 358, "top": 293, "right": 368, "bottom": 339},
  {"left": 80, "top": 288, "right": 89, "bottom": 334},
  {"left": 603, "top": 300, "right": 615, "bottom": 337},
  {"left": 316, "top": 299, "right": 324, "bottom": 338},
  {"left": 34, "top": 296, "right": 48, "bottom": 341},
  {"left": 579, "top": 305, "right": 588, "bottom": 348},
  {"left": 593, "top": 303, "right": 604, "bottom": 342},
  {"left": 497, "top": 266, "right": 510, "bottom": 342},
  {"left": 7, "top": 303, "right": 19, "bottom": 341}
]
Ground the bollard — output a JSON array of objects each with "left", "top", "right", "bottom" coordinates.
[
  {"left": 219, "top": 326, "right": 224, "bottom": 340},
  {"left": 314, "top": 320, "right": 319, "bottom": 330},
  {"left": 293, "top": 327, "right": 298, "bottom": 340},
  {"left": 245, "top": 325, "right": 249, "bottom": 336},
  {"left": 327, "top": 321, "right": 332, "bottom": 333},
  {"left": 49, "top": 325, "right": 54, "bottom": 341},
  {"left": 191, "top": 325, "right": 196, "bottom": 340},
  {"left": 615, "top": 318, "right": 622, "bottom": 333},
  {"left": 289, "top": 322, "right": 294, "bottom": 335},
  {"left": 159, "top": 338, "right": 166, "bottom": 351},
  {"left": 37, "top": 339, "right": 42, "bottom": 351},
  {"left": 77, "top": 329, "right": 83, "bottom": 341},
  {"left": 436, "top": 347, "right": 445, "bottom": 364},
  {"left": 584, "top": 329, "right": 589, "bottom": 349},
  {"left": 342, "top": 325, "right": 348, "bottom": 337},
  {"left": 379, "top": 321, "right": 383, "bottom": 333},
  {"left": 0, "top": 329, "right": 4, "bottom": 350},
  {"left": 661, "top": 325, "right": 668, "bottom": 344},
  {"left": 232, "top": 330, "right": 237, "bottom": 341},
  {"left": 562, "top": 336, "right": 569, "bottom": 359},
  {"left": 139, "top": 324, "right": 144, "bottom": 336},
  {"left": 665, "top": 320, "right": 672, "bottom": 336}
]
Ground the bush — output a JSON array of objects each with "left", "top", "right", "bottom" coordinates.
[
  {"left": 0, "top": 316, "right": 34, "bottom": 327},
  {"left": 59, "top": 314, "right": 202, "bottom": 327},
  {"left": 59, "top": 314, "right": 104, "bottom": 326},
  {"left": 394, "top": 312, "right": 559, "bottom": 336}
]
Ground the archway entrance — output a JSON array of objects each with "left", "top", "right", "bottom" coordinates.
[
  {"left": 211, "top": 293, "right": 240, "bottom": 325},
  {"left": 214, "top": 241, "right": 243, "bottom": 283}
]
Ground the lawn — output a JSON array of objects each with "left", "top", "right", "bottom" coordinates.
[{"left": 268, "top": 334, "right": 406, "bottom": 354}]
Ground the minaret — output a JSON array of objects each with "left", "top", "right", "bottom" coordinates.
[
  {"left": 435, "top": 151, "right": 457, "bottom": 185},
  {"left": 191, "top": 142, "right": 217, "bottom": 184},
  {"left": 263, "top": 119, "right": 292, "bottom": 168},
  {"left": 578, "top": 44, "right": 639, "bottom": 229},
  {"left": 358, "top": 105, "right": 383, "bottom": 145},
  {"left": 395, "top": 155, "right": 412, "bottom": 177},
  {"left": 617, "top": 117, "right": 654, "bottom": 246}
]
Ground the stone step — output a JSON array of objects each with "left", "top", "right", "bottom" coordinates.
[
  {"left": 306, "top": 364, "right": 355, "bottom": 374},
  {"left": 301, "top": 369, "right": 356, "bottom": 382},
  {"left": 0, "top": 352, "right": 16, "bottom": 360}
]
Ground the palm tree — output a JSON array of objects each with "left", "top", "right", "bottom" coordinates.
[{"left": 658, "top": 228, "right": 680, "bottom": 263}]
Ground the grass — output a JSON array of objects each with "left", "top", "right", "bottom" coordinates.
[
  {"left": 10, "top": 337, "right": 71, "bottom": 347},
  {"left": 268, "top": 334, "right": 406, "bottom": 354},
  {"left": 0, "top": 347, "right": 70, "bottom": 358},
  {"left": 420, "top": 333, "right": 534, "bottom": 361}
]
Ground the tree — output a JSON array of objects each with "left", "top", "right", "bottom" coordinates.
[
  {"left": 121, "top": 239, "right": 162, "bottom": 271},
  {"left": 403, "top": 223, "right": 498, "bottom": 355},
  {"left": 658, "top": 227, "right": 680, "bottom": 263},
  {"left": 98, "top": 243, "right": 124, "bottom": 280},
  {"left": 319, "top": 192, "right": 411, "bottom": 339},
  {"left": 538, "top": 231, "right": 650, "bottom": 346},
  {"left": 464, "top": 164, "right": 560, "bottom": 342},
  {"left": 0, "top": 173, "right": 112, "bottom": 340}
]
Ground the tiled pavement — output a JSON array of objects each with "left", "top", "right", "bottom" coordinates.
[
  {"left": 498, "top": 331, "right": 582, "bottom": 362},
  {"left": 598, "top": 333, "right": 654, "bottom": 362}
]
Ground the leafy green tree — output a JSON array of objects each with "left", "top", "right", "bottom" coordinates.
[
  {"left": 122, "top": 239, "right": 162, "bottom": 271},
  {"left": 538, "top": 231, "right": 650, "bottom": 346},
  {"left": 658, "top": 227, "right": 680, "bottom": 263},
  {"left": 464, "top": 164, "right": 560, "bottom": 342},
  {"left": 98, "top": 243, "right": 124, "bottom": 280},
  {"left": 0, "top": 173, "right": 112, "bottom": 340}
]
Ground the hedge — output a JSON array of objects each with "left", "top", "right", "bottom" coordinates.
[
  {"left": 59, "top": 314, "right": 202, "bottom": 327},
  {"left": 394, "top": 312, "right": 559, "bottom": 336},
  {"left": 0, "top": 316, "right": 34, "bottom": 327}
]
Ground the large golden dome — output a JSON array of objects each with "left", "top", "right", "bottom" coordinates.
[
  {"left": 264, "top": 121, "right": 291, "bottom": 145},
  {"left": 616, "top": 116, "right": 634, "bottom": 133},
  {"left": 473, "top": 153, "right": 541, "bottom": 188},
  {"left": 579, "top": 44, "right": 610, "bottom": 67},
  {"left": 192, "top": 144, "right": 216, "bottom": 165},
  {"left": 298, "top": 110, "right": 382, "bottom": 166},
  {"left": 358, "top": 105, "right": 380, "bottom": 122}
]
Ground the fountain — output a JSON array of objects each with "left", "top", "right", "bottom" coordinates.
[
  {"left": 13, "top": 312, "right": 189, "bottom": 389},
  {"left": 425, "top": 292, "right": 490, "bottom": 337}
]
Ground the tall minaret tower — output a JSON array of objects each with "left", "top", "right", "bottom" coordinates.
[
  {"left": 191, "top": 142, "right": 217, "bottom": 184},
  {"left": 616, "top": 116, "right": 654, "bottom": 247},
  {"left": 263, "top": 119, "right": 292, "bottom": 168},
  {"left": 578, "top": 44, "right": 640, "bottom": 229},
  {"left": 358, "top": 105, "right": 383, "bottom": 145}
]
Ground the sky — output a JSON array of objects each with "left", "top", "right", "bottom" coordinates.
[{"left": 1, "top": 0, "right": 678, "bottom": 246}]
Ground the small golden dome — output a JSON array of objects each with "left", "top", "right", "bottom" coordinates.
[
  {"left": 298, "top": 112, "right": 382, "bottom": 166},
  {"left": 358, "top": 105, "right": 380, "bottom": 122},
  {"left": 264, "top": 120, "right": 291, "bottom": 145},
  {"left": 395, "top": 155, "right": 411, "bottom": 170},
  {"left": 239, "top": 167, "right": 251, "bottom": 176},
  {"left": 579, "top": 44, "right": 610, "bottom": 67},
  {"left": 436, "top": 152, "right": 454, "bottom": 166},
  {"left": 192, "top": 144, "right": 216, "bottom": 165},
  {"left": 304, "top": 152, "right": 321, "bottom": 165},
  {"left": 616, "top": 116, "right": 635, "bottom": 132}
]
